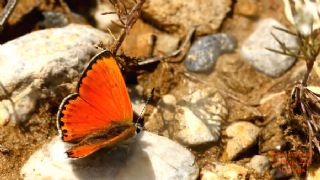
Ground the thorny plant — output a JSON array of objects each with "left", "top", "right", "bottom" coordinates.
[
  {"left": 268, "top": 0, "right": 320, "bottom": 164},
  {"left": 104, "top": 0, "right": 195, "bottom": 65},
  {"left": 104, "top": 0, "right": 145, "bottom": 55}
]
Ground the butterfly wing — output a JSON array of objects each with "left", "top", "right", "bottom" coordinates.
[
  {"left": 57, "top": 50, "right": 133, "bottom": 143},
  {"left": 66, "top": 125, "right": 136, "bottom": 158}
]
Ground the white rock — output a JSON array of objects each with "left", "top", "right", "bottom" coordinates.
[
  {"left": 201, "top": 163, "right": 248, "bottom": 180},
  {"left": 0, "top": 24, "right": 112, "bottom": 125},
  {"left": 241, "top": 18, "right": 298, "bottom": 77},
  {"left": 21, "top": 132, "right": 198, "bottom": 180},
  {"left": 224, "top": 121, "right": 260, "bottom": 160},
  {"left": 181, "top": 88, "right": 228, "bottom": 143},
  {"left": 161, "top": 87, "right": 227, "bottom": 146},
  {"left": 306, "top": 86, "right": 320, "bottom": 94},
  {"left": 175, "top": 106, "right": 215, "bottom": 145},
  {"left": 162, "top": 94, "right": 177, "bottom": 106}
]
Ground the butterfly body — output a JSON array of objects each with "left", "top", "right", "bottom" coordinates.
[{"left": 57, "top": 50, "right": 137, "bottom": 158}]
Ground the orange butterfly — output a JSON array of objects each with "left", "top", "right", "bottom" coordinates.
[{"left": 57, "top": 50, "right": 140, "bottom": 158}]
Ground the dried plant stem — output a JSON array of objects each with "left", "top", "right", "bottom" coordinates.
[{"left": 302, "top": 61, "right": 314, "bottom": 86}]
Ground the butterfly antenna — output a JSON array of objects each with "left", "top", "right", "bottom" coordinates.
[{"left": 136, "top": 88, "right": 155, "bottom": 130}]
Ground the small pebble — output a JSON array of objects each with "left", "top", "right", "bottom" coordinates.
[
  {"left": 307, "top": 165, "right": 320, "bottom": 180},
  {"left": 0, "top": 144, "right": 9, "bottom": 153},
  {"left": 175, "top": 106, "right": 215, "bottom": 146},
  {"left": 235, "top": 0, "right": 259, "bottom": 17},
  {"left": 184, "top": 33, "right": 237, "bottom": 73},
  {"left": 171, "top": 87, "right": 228, "bottom": 146},
  {"left": 183, "top": 88, "right": 228, "bottom": 142},
  {"left": 162, "top": 94, "right": 177, "bottom": 106},
  {"left": 246, "top": 155, "right": 270, "bottom": 174},
  {"left": 224, "top": 121, "right": 260, "bottom": 160},
  {"left": 200, "top": 170, "right": 219, "bottom": 180},
  {"left": 201, "top": 163, "right": 248, "bottom": 180}
]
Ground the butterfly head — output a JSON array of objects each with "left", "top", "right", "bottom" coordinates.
[{"left": 135, "top": 119, "right": 144, "bottom": 134}]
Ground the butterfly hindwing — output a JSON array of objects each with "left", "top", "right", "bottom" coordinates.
[
  {"left": 66, "top": 124, "right": 136, "bottom": 158},
  {"left": 57, "top": 50, "right": 134, "bottom": 143}
]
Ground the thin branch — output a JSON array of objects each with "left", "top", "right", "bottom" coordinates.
[{"left": 0, "top": 0, "right": 17, "bottom": 32}]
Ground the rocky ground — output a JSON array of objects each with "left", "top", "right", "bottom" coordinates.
[{"left": 1, "top": 0, "right": 320, "bottom": 179}]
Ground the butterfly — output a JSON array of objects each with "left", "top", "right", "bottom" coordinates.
[{"left": 57, "top": 50, "right": 141, "bottom": 158}]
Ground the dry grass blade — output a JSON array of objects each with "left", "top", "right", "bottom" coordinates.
[
  {"left": 273, "top": 26, "right": 297, "bottom": 36},
  {"left": 266, "top": 47, "right": 299, "bottom": 58},
  {"left": 271, "top": 32, "right": 288, "bottom": 50},
  {"left": 268, "top": 32, "right": 301, "bottom": 58}
]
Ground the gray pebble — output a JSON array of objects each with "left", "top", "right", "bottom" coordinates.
[
  {"left": 184, "top": 33, "right": 237, "bottom": 73},
  {"left": 41, "top": 11, "right": 68, "bottom": 28}
]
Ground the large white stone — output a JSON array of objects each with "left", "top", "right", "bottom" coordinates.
[
  {"left": 21, "top": 132, "right": 199, "bottom": 180},
  {"left": 0, "top": 24, "right": 112, "bottom": 126}
]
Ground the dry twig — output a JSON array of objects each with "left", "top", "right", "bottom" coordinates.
[
  {"left": 138, "top": 26, "right": 196, "bottom": 66},
  {"left": 0, "top": 0, "right": 17, "bottom": 32}
]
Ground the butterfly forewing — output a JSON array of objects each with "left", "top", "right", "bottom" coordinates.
[{"left": 57, "top": 51, "right": 133, "bottom": 144}]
